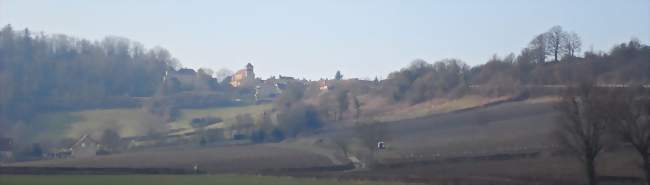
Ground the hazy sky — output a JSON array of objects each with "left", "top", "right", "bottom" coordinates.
[{"left": 1, "top": 0, "right": 648, "bottom": 80}]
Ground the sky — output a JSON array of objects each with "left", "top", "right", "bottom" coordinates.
[{"left": 1, "top": 0, "right": 648, "bottom": 80}]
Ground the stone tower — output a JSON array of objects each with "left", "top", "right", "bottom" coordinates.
[{"left": 245, "top": 63, "right": 255, "bottom": 80}]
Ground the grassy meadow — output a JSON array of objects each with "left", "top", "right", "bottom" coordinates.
[
  {"left": 21, "top": 104, "right": 272, "bottom": 143},
  {"left": 169, "top": 104, "right": 272, "bottom": 130}
]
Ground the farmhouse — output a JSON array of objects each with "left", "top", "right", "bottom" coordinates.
[
  {"left": 70, "top": 134, "right": 100, "bottom": 158},
  {"left": 230, "top": 63, "right": 256, "bottom": 87}
]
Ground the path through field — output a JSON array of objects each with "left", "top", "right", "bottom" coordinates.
[{"left": 272, "top": 138, "right": 348, "bottom": 165}]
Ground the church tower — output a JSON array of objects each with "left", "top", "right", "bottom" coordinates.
[
  {"left": 245, "top": 63, "right": 255, "bottom": 80},
  {"left": 230, "top": 63, "right": 256, "bottom": 87}
]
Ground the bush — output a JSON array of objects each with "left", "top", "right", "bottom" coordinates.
[
  {"left": 276, "top": 103, "right": 322, "bottom": 137},
  {"left": 270, "top": 128, "right": 285, "bottom": 142},
  {"left": 100, "top": 129, "right": 121, "bottom": 151},
  {"left": 382, "top": 59, "right": 470, "bottom": 104},
  {"left": 31, "top": 143, "right": 43, "bottom": 158},
  {"left": 250, "top": 129, "right": 266, "bottom": 143},
  {"left": 232, "top": 134, "right": 247, "bottom": 140},
  {"left": 199, "top": 137, "right": 207, "bottom": 146},
  {"left": 190, "top": 116, "right": 223, "bottom": 128},
  {"left": 203, "top": 129, "right": 225, "bottom": 143},
  {"left": 96, "top": 148, "right": 111, "bottom": 155},
  {"left": 234, "top": 114, "right": 254, "bottom": 128}
]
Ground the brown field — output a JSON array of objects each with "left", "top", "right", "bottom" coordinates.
[
  {"left": 377, "top": 98, "right": 558, "bottom": 158},
  {"left": 10, "top": 97, "right": 645, "bottom": 185},
  {"left": 308, "top": 97, "right": 642, "bottom": 184},
  {"left": 12, "top": 144, "right": 333, "bottom": 173},
  {"left": 334, "top": 151, "right": 641, "bottom": 185}
]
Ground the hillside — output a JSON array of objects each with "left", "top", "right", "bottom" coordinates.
[
  {"left": 1, "top": 23, "right": 649, "bottom": 185},
  {"left": 10, "top": 97, "right": 642, "bottom": 184},
  {"left": 8, "top": 104, "right": 271, "bottom": 146}
]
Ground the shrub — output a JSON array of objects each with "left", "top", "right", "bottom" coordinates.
[
  {"left": 270, "top": 128, "right": 285, "bottom": 142},
  {"left": 190, "top": 116, "right": 223, "bottom": 128},
  {"left": 276, "top": 103, "right": 323, "bottom": 137},
  {"left": 203, "top": 129, "right": 225, "bottom": 143},
  {"left": 250, "top": 129, "right": 267, "bottom": 143}
]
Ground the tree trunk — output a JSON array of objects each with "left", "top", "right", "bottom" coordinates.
[
  {"left": 642, "top": 153, "right": 650, "bottom": 185},
  {"left": 586, "top": 158, "right": 597, "bottom": 185}
]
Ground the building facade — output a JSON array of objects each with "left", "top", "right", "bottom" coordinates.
[
  {"left": 70, "top": 134, "right": 100, "bottom": 158},
  {"left": 230, "top": 63, "right": 255, "bottom": 87}
]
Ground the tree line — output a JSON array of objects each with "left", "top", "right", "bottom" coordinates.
[
  {"left": 0, "top": 24, "right": 179, "bottom": 121},
  {"left": 0, "top": 24, "right": 239, "bottom": 125},
  {"left": 262, "top": 25, "right": 648, "bottom": 141},
  {"left": 380, "top": 25, "right": 649, "bottom": 105}
]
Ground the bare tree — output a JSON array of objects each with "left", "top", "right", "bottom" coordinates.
[
  {"left": 555, "top": 83, "right": 609, "bottom": 185},
  {"left": 528, "top": 34, "right": 548, "bottom": 63},
  {"left": 564, "top": 32, "right": 582, "bottom": 58},
  {"left": 352, "top": 95, "right": 361, "bottom": 121},
  {"left": 528, "top": 26, "right": 579, "bottom": 63},
  {"left": 317, "top": 92, "right": 339, "bottom": 121},
  {"left": 336, "top": 89, "right": 349, "bottom": 120},
  {"left": 546, "top": 26, "right": 568, "bottom": 62},
  {"left": 607, "top": 87, "right": 650, "bottom": 184},
  {"left": 197, "top": 68, "right": 214, "bottom": 77},
  {"left": 215, "top": 68, "right": 234, "bottom": 82}
]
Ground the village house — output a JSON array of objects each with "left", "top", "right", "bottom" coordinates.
[
  {"left": 70, "top": 134, "right": 101, "bottom": 158},
  {"left": 255, "top": 82, "right": 281, "bottom": 103}
]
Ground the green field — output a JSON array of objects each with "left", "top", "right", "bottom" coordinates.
[
  {"left": 19, "top": 104, "right": 272, "bottom": 143},
  {"left": 170, "top": 104, "right": 272, "bottom": 130},
  {"left": 0, "top": 175, "right": 416, "bottom": 185}
]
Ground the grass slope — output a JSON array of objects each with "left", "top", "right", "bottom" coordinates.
[
  {"left": 373, "top": 95, "right": 509, "bottom": 122},
  {"left": 26, "top": 108, "right": 151, "bottom": 142},
  {"left": 20, "top": 104, "right": 272, "bottom": 143},
  {"left": 169, "top": 104, "right": 272, "bottom": 130}
]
